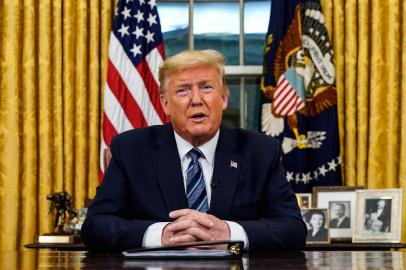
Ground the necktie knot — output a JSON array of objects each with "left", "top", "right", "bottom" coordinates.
[{"left": 188, "top": 148, "right": 203, "bottom": 163}]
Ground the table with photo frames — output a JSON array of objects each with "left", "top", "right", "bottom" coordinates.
[{"left": 298, "top": 186, "right": 404, "bottom": 245}]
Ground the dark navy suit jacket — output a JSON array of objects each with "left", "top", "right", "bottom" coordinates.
[{"left": 82, "top": 124, "right": 306, "bottom": 251}]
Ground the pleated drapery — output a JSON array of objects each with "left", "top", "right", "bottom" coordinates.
[
  {"left": 0, "top": 0, "right": 116, "bottom": 251},
  {"left": 321, "top": 0, "right": 406, "bottom": 242}
]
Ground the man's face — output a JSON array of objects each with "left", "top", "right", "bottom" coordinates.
[
  {"left": 332, "top": 204, "right": 345, "bottom": 218},
  {"left": 160, "top": 65, "right": 228, "bottom": 146}
]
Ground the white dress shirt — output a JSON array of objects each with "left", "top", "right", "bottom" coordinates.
[{"left": 142, "top": 130, "right": 249, "bottom": 249}]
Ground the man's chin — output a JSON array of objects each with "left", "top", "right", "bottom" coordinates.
[{"left": 186, "top": 128, "right": 216, "bottom": 145}]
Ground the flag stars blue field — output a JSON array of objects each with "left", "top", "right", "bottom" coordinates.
[
  {"left": 145, "top": 31, "right": 155, "bottom": 43},
  {"left": 147, "top": 14, "right": 157, "bottom": 27},
  {"left": 118, "top": 24, "right": 130, "bottom": 37},
  {"left": 112, "top": 0, "right": 163, "bottom": 64},
  {"left": 134, "top": 10, "right": 144, "bottom": 23},
  {"left": 121, "top": 6, "right": 132, "bottom": 20},
  {"left": 285, "top": 157, "right": 341, "bottom": 184},
  {"left": 132, "top": 26, "right": 144, "bottom": 39},
  {"left": 130, "top": 44, "right": 142, "bottom": 57}
]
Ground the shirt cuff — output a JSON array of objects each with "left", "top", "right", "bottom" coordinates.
[
  {"left": 142, "top": 222, "right": 170, "bottom": 247},
  {"left": 224, "top": 220, "right": 249, "bottom": 250}
]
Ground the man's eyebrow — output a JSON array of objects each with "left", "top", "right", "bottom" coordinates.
[
  {"left": 174, "top": 82, "right": 191, "bottom": 87},
  {"left": 174, "top": 79, "right": 212, "bottom": 86},
  {"left": 198, "top": 79, "right": 211, "bottom": 84}
]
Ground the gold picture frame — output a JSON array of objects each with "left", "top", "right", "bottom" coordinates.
[
  {"left": 296, "top": 193, "right": 312, "bottom": 209},
  {"left": 312, "top": 186, "right": 364, "bottom": 242}
]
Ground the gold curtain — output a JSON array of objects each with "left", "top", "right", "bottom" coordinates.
[
  {"left": 321, "top": 0, "right": 406, "bottom": 242},
  {"left": 0, "top": 0, "right": 116, "bottom": 251}
]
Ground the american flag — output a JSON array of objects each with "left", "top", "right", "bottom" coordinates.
[{"left": 100, "top": 0, "right": 168, "bottom": 181}]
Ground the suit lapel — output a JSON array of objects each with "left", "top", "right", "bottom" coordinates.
[
  {"left": 150, "top": 124, "right": 188, "bottom": 212},
  {"left": 209, "top": 126, "right": 241, "bottom": 218}
]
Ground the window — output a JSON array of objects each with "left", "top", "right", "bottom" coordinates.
[{"left": 158, "top": 0, "right": 271, "bottom": 131}]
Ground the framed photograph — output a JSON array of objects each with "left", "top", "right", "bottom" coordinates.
[
  {"left": 296, "top": 193, "right": 312, "bottom": 209},
  {"left": 353, "top": 188, "right": 403, "bottom": 243},
  {"left": 313, "top": 186, "right": 363, "bottom": 241},
  {"left": 301, "top": 208, "right": 330, "bottom": 244}
]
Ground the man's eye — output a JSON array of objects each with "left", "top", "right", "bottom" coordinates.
[
  {"left": 176, "top": 89, "right": 189, "bottom": 96},
  {"left": 202, "top": 85, "right": 213, "bottom": 93}
]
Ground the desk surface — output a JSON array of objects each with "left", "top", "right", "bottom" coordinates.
[{"left": 1, "top": 250, "right": 405, "bottom": 269}]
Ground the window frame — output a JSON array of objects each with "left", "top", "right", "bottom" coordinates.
[{"left": 158, "top": 0, "right": 266, "bottom": 129}]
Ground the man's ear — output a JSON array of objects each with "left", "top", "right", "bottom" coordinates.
[
  {"left": 160, "top": 94, "right": 170, "bottom": 116},
  {"left": 221, "top": 91, "right": 229, "bottom": 111}
]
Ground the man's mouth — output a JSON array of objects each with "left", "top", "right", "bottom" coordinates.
[{"left": 190, "top": 113, "right": 207, "bottom": 121}]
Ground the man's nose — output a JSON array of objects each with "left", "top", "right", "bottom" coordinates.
[{"left": 190, "top": 86, "right": 203, "bottom": 104}]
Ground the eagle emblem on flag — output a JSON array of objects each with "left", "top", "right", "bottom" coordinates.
[{"left": 261, "top": 2, "right": 337, "bottom": 151}]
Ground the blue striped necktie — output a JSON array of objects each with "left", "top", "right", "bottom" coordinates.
[{"left": 186, "top": 148, "right": 209, "bottom": 212}]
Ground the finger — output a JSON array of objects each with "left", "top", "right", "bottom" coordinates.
[
  {"left": 171, "top": 211, "right": 214, "bottom": 228},
  {"left": 169, "top": 209, "right": 195, "bottom": 218},
  {"left": 171, "top": 227, "right": 213, "bottom": 242},
  {"left": 166, "top": 219, "right": 203, "bottom": 233},
  {"left": 175, "top": 212, "right": 215, "bottom": 228},
  {"left": 168, "top": 234, "right": 198, "bottom": 244}
]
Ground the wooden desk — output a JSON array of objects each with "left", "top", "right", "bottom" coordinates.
[
  {"left": 1, "top": 250, "right": 405, "bottom": 269},
  {"left": 305, "top": 242, "right": 406, "bottom": 251},
  {"left": 24, "top": 242, "right": 406, "bottom": 251}
]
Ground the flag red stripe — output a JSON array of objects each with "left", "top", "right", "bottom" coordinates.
[
  {"left": 274, "top": 78, "right": 289, "bottom": 100},
  {"left": 274, "top": 83, "right": 291, "bottom": 105},
  {"left": 136, "top": 60, "right": 167, "bottom": 123},
  {"left": 156, "top": 43, "right": 165, "bottom": 59},
  {"left": 102, "top": 113, "right": 118, "bottom": 147},
  {"left": 107, "top": 60, "right": 148, "bottom": 128},
  {"left": 275, "top": 88, "right": 295, "bottom": 113},
  {"left": 276, "top": 76, "right": 286, "bottom": 88},
  {"left": 283, "top": 95, "right": 299, "bottom": 115},
  {"left": 98, "top": 169, "right": 104, "bottom": 183}
]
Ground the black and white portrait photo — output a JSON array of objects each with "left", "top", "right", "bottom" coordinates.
[
  {"left": 329, "top": 201, "right": 350, "bottom": 229},
  {"left": 353, "top": 189, "right": 402, "bottom": 243},
  {"left": 301, "top": 209, "right": 330, "bottom": 243},
  {"left": 363, "top": 198, "right": 391, "bottom": 233}
]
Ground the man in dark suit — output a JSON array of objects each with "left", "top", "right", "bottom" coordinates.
[
  {"left": 82, "top": 49, "right": 307, "bottom": 251},
  {"left": 330, "top": 202, "right": 350, "bottom": 228}
]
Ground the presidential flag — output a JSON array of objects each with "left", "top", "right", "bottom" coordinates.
[
  {"left": 261, "top": 0, "right": 341, "bottom": 192},
  {"left": 100, "top": 0, "right": 168, "bottom": 181}
]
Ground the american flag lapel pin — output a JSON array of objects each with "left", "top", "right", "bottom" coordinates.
[{"left": 230, "top": 160, "right": 238, "bottom": 168}]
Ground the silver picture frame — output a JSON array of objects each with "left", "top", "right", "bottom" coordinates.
[{"left": 353, "top": 188, "right": 403, "bottom": 243}]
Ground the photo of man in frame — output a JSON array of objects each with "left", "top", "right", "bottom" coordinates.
[
  {"left": 329, "top": 201, "right": 350, "bottom": 229},
  {"left": 363, "top": 198, "right": 391, "bottom": 233}
]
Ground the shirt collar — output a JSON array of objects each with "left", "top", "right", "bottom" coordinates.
[{"left": 174, "top": 130, "right": 219, "bottom": 167}]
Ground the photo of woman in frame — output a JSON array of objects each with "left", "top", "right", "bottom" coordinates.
[{"left": 301, "top": 209, "right": 330, "bottom": 243}]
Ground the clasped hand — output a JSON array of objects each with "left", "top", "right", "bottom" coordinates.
[{"left": 162, "top": 209, "right": 230, "bottom": 248}]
